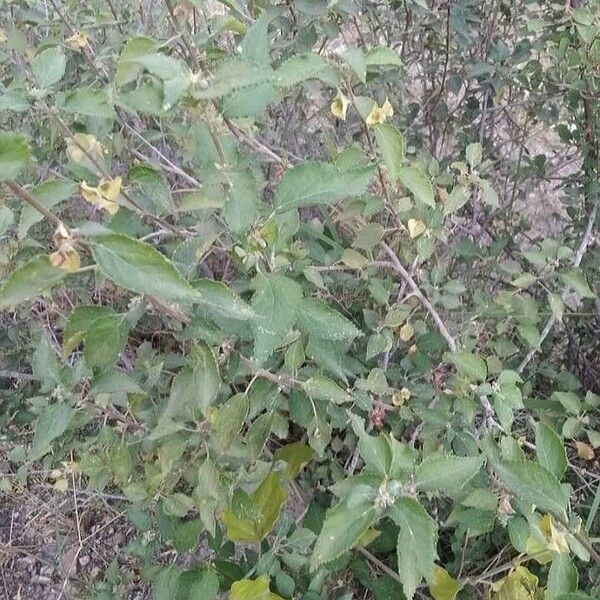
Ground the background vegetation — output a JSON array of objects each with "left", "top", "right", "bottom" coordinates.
[{"left": 0, "top": 0, "right": 599, "bottom": 598}]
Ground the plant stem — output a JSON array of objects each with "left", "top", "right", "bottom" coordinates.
[{"left": 3, "top": 180, "right": 64, "bottom": 229}]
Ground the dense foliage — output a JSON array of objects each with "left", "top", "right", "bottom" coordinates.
[{"left": 1, "top": 0, "right": 599, "bottom": 598}]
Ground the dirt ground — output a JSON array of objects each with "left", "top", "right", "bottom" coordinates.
[{"left": 0, "top": 447, "right": 141, "bottom": 599}]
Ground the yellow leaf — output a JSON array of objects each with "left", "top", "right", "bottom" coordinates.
[
  {"left": 49, "top": 247, "right": 81, "bottom": 272},
  {"left": 575, "top": 440, "right": 594, "bottom": 460},
  {"left": 222, "top": 510, "right": 258, "bottom": 543},
  {"left": 429, "top": 565, "right": 462, "bottom": 600},
  {"left": 229, "top": 577, "right": 283, "bottom": 600},
  {"left": 49, "top": 223, "right": 81, "bottom": 272},
  {"left": 53, "top": 478, "right": 69, "bottom": 492},
  {"left": 366, "top": 98, "right": 394, "bottom": 125},
  {"left": 66, "top": 133, "right": 104, "bottom": 173},
  {"left": 80, "top": 176, "right": 122, "bottom": 215},
  {"left": 525, "top": 514, "right": 569, "bottom": 563},
  {"left": 399, "top": 323, "right": 414, "bottom": 342},
  {"left": 392, "top": 387, "right": 411, "bottom": 406},
  {"left": 487, "top": 566, "right": 543, "bottom": 600},
  {"left": 330, "top": 90, "right": 349, "bottom": 120},
  {"left": 66, "top": 32, "right": 89, "bottom": 49},
  {"left": 408, "top": 218, "right": 427, "bottom": 239}
]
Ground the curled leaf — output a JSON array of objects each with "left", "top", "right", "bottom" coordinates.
[
  {"left": 66, "top": 32, "right": 89, "bottom": 49},
  {"left": 66, "top": 133, "right": 104, "bottom": 173},
  {"left": 575, "top": 440, "right": 594, "bottom": 461},
  {"left": 48, "top": 224, "right": 80, "bottom": 273},
  {"left": 366, "top": 98, "right": 393, "bottom": 125},
  {"left": 330, "top": 90, "right": 349, "bottom": 120},
  {"left": 80, "top": 177, "right": 122, "bottom": 215},
  {"left": 49, "top": 246, "right": 80, "bottom": 272}
]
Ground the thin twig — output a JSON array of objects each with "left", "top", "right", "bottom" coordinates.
[
  {"left": 517, "top": 200, "right": 598, "bottom": 373},
  {"left": 4, "top": 180, "right": 65, "bottom": 228},
  {"left": 381, "top": 241, "right": 458, "bottom": 351}
]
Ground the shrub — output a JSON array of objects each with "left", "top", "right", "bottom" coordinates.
[{"left": 0, "top": 1, "right": 599, "bottom": 598}]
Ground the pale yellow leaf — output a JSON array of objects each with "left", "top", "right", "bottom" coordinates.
[
  {"left": 366, "top": 98, "right": 393, "bottom": 125},
  {"left": 408, "top": 218, "right": 427, "bottom": 239},
  {"left": 80, "top": 176, "right": 122, "bottom": 215},
  {"left": 330, "top": 90, "right": 349, "bottom": 120}
]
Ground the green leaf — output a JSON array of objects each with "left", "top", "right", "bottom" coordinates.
[
  {"left": 428, "top": 566, "right": 462, "bottom": 600},
  {"left": 223, "top": 473, "right": 287, "bottom": 542},
  {"left": 349, "top": 413, "right": 391, "bottom": 476},
  {"left": 0, "top": 133, "right": 31, "bottom": 181},
  {"left": 443, "top": 185, "right": 470, "bottom": 215},
  {"left": 445, "top": 351, "right": 488, "bottom": 381},
  {"left": 213, "top": 393, "right": 249, "bottom": 455},
  {"left": 365, "top": 47, "right": 402, "bottom": 67},
  {"left": 253, "top": 472, "right": 287, "bottom": 539},
  {"left": 30, "top": 402, "right": 77, "bottom": 460},
  {"left": 353, "top": 222, "right": 385, "bottom": 250},
  {"left": 560, "top": 270, "right": 595, "bottom": 299},
  {"left": 304, "top": 375, "right": 350, "bottom": 404},
  {"left": 389, "top": 497, "right": 438, "bottom": 600},
  {"left": 108, "top": 442, "right": 134, "bottom": 485},
  {"left": 224, "top": 169, "right": 261, "bottom": 234},
  {"left": 116, "top": 36, "right": 160, "bottom": 86},
  {"left": 341, "top": 47, "right": 367, "bottom": 82},
  {"left": 84, "top": 313, "right": 129, "bottom": 369},
  {"left": 229, "top": 577, "right": 283, "bottom": 600},
  {"left": 465, "top": 142, "right": 482, "bottom": 168},
  {"left": 492, "top": 459, "right": 569, "bottom": 517},
  {"left": 166, "top": 342, "right": 220, "bottom": 419},
  {"left": 195, "top": 59, "right": 274, "bottom": 99},
  {"left": 274, "top": 442, "right": 314, "bottom": 479},
  {"left": 154, "top": 566, "right": 181, "bottom": 600},
  {"left": 18, "top": 179, "right": 77, "bottom": 239},
  {"left": 31, "top": 46, "right": 66, "bottom": 87},
  {"left": 192, "top": 342, "right": 220, "bottom": 411},
  {"left": 0, "top": 89, "right": 29, "bottom": 113},
  {"left": 64, "top": 87, "right": 115, "bottom": 119},
  {"left": 91, "top": 233, "right": 199, "bottom": 304},
  {"left": 193, "top": 279, "right": 254, "bottom": 321},
  {"left": 178, "top": 567, "right": 219, "bottom": 600},
  {"left": 547, "top": 554, "right": 578, "bottom": 600},
  {"left": 128, "top": 164, "right": 171, "bottom": 215},
  {"left": 240, "top": 14, "right": 270, "bottom": 65},
  {"left": 373, "top": 124, "right": 405, "bottom": 182},
  {"left": 63, "top": 305, "right": 114, "bottom": 355},
  {"left": 479, "top": 179, "right": 500, "bottom": 208},
  {"left": 535, "top": 423, "right": 567, "bottom": 480},
  {"left": 275, "top": 53, "right": 340, "bottom": 87},
  {"left": 549, "top": 293, "right": 564, "bottom": 322},
  {"left": 0, "top": 255, "right": 66, "bottom": 308},
  {"left": 250, "top": 273, "right": 302, "bottom": 363},
  {"left": 415, "top": 454, "right": 483, "bottom": 493},
  {"left": 298, "top": 298, "right": 362, "bottom": 341},
  {"left": 552, "top": 391, "right": 581, "bottom": 415},
  {"left": 398, "top": 165, "right": 435, "bottom": 207},
  {"left": 310, "top": 500, "right": 377, "bottom": 570},
  {"left": 274, "top": 161, "right": 375, "bottom": 213}
]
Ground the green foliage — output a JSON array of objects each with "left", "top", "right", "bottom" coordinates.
[{"left": 1, "top": 0, "right": 599, "bottom": 598}]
